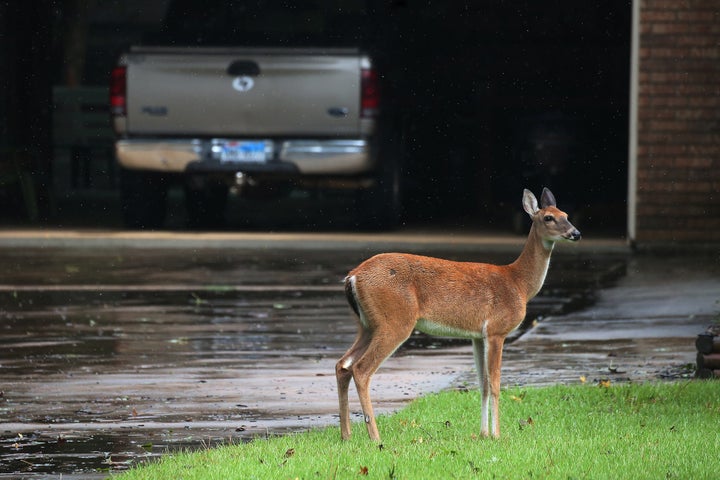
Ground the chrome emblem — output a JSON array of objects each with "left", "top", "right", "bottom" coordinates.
[{"left": 232, "top": 76, "right": 254, "bottom": 92}]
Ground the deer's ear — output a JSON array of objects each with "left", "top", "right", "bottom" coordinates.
[
  {"left": 523, "top": 189, "right": 539, "bottom": 216},
  {"left": 540, "top": 188, "right": 556, "bottom": 208}
]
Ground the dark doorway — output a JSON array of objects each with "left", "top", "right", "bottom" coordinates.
[{"left": 372, "top": 1, "right": 630, "bottom": 234}]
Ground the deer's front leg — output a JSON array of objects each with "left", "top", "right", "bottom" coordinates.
[
  {"left": 485, "top": 335, "right": 505, "bottom": 438},
  {"left": 472, "top": 338, "right": 491, "bottom": 437}
]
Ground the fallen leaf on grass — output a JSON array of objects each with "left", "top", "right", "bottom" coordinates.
[
  {"left": 518, "top": 417, "right": 534, "bottom": 430},
  {"left": 284, "top": 448, "right": 295, "bottom": 458},
  {"left": 358, "top": 466, "right": 369, "bottom": 475}
]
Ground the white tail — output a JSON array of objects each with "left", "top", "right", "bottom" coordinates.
[{"left": 336, "top": 188, "right": 581, "bottom": 441}]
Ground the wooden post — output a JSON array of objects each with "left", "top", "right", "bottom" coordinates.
[
  {"left": 696, "top": 333, "right": 720, "bottom": 355},
  {"left": 697, "top": 352, "right": 720, "bottom": 370},
  {"left": 695, "top": 333, "right": 720, "bottom": 379}
]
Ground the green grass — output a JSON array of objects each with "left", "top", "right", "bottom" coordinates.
[{"left": 115, "top": 381, "right": 720, "bottom": 480}]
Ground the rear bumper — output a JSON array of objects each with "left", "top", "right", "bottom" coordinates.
[{"left": 115, "top": 138, "right": 373, "bottom": 176}]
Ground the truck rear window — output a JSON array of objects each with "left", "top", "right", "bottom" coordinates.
[{"left": 145, "top": 0, "right": 370, "bottom": 47}]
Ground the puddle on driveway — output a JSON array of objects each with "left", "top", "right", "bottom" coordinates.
[{"left": 0, "top": 247, "right": 626, "bottom": 478}]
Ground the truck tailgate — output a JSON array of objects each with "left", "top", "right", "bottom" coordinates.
[{"left": 125, "top": 48, "right": 363, "bottom": 137}]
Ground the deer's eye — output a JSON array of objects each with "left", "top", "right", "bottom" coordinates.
[{"left": 543, "top": 215, "right": 554, "bottom": 222}]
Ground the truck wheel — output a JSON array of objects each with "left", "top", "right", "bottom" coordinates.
[
  {"left": 120, "top": 169, "right": 168, "bottom": 229},
  {"left": 357, "top": 158, "right": 403, "bottom": 230},
  {"left": 184, "top": 183, "right": 228, "bottom": 229}
]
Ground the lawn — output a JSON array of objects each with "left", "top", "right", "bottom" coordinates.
[{"left": 115, "top": 381, "right": 719, "bottom": 479}]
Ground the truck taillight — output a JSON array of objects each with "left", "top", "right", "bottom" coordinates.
[
  {"left": 361, "top": 67, "right": 379, "bottom": 118},
  {"left": 110, "top": 66, "right": 127, "bottom": 116}
]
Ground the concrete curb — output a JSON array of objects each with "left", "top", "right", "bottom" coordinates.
[{"left": 0, "top": 228, "right": 630, "bottom": 254}]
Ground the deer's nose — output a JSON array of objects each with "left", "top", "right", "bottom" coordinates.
[{"left": 566, "top": 229, "right": 581, "bottom": 241}]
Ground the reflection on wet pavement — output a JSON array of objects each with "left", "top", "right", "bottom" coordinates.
[{"left": 0, "top": 247, "right": 626, "bottom": 478}]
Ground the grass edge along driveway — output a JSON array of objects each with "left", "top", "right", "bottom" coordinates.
[{"left": 115, "top": 381, "right": 720, "bottom": 480}]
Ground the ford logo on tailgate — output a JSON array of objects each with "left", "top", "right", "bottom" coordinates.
[{"left": 232, "top": 76, "right": 254, "bottom": 92}]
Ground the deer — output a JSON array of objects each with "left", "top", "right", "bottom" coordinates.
[{"left": 336, "top": 188, "right": 581, "bottom": 441}]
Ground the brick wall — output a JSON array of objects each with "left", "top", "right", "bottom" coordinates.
[{"left": 636, "top": 0, "right": 720, "bottom": 243}]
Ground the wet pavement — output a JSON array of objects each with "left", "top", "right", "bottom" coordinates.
[
  {"left": 498, "top": 254, "right": 720, "bottom": 387},
  {"left": 0, "top": 231, "right": 716, "bottom": 479}
]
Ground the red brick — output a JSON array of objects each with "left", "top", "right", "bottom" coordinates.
[
  {"left": 643, "top": 96, "right": 689, "bottom": 107},
  {"left": 641, "top": 133, "right": 720, "bottom": 145},
  {"left": 643, "top": 0, "right": 690, "bottom": 10},
  {"left": 674, "top": 157, "right": 714, "bottom": 168},
  {"left": 643, "top": 10, "right": 677, "bottom": 21},
  {"left": 648, "top": 47, "right": 688, "bottom": 58},
  {"left": 647, "top": 120, "right": 693, "bottom": 131},
  {"left": 675, "top": 109, "right": 720, "bottom": 121},
  {"left": 650, "top": 23, "right": 694, "bottom": 35},
  {"left": 678, "top": 11, "right": 720, "bottom": 22},
  {"left": 676, "top": 35, "right": 720, "bottom": 46},
  {"left": 647, "top": 72, "right": 692, "bottom": 83},
  {"left": 689, "top": 48, "right": 720, "bottom": 59},
  {"left": 688, "top": 96, "right": 720, "bottom": 107}
]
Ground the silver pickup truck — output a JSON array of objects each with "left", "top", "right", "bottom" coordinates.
[{"left": 110, "top": 2, "right": 400, "bottom": 229}]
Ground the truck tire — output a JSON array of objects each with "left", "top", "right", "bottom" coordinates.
[
  {"left": 356, "top": 131, "right": 404, "bottom": 230},
  {"left": 357, "top": 156, "right": 403, "bottom": 230},
  {"left": 120, "top": 169, "right": 168, "bottom": 229}
]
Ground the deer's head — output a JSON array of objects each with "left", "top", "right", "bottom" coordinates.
[{"left": 523, "top": 188, "right": 581, "bottom": 248}]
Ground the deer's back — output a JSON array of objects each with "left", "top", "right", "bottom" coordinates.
[{"left": 348, "top": 253, "right": 526, "bottom": 336}]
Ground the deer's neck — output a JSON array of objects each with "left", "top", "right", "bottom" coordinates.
[{"left": 508, "top": 223, "right": 554, "bottom": 301}]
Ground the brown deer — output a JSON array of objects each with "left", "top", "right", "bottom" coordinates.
[{"left": 336, "top": 188, "right": 581, "bottom": 441}]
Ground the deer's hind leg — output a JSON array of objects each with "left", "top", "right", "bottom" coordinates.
[
  {"left": 336, "top": 328, "right": 373, "bottom": 440},
  {"left": 349, "top": 320, "right": 416, "bottom": 441}
]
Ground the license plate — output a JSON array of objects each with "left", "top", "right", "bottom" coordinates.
[{"left": 216, "top": 140, "right": 268, "bottom": 163}]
